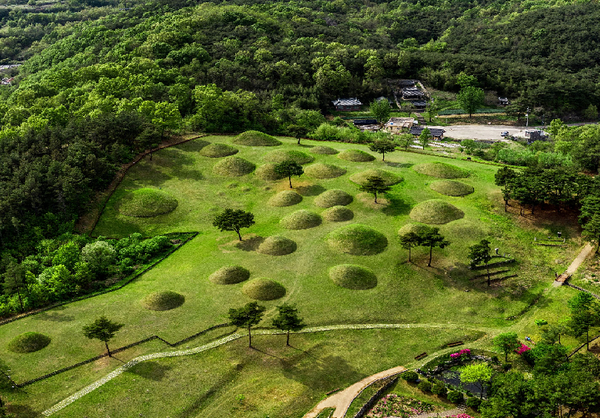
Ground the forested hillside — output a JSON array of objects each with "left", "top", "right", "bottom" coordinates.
[{"left": 1, "top": 0, "right": 600, "bottom": 256}]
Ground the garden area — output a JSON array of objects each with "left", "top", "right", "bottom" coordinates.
[{"left": 0, "top": 133, "right": 590, "bottom": 417}]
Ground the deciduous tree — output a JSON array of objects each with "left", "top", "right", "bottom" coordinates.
[
  {"left": 82, "top": 316, "right": 124, "bottom": 357},
  {"left": 272, "top": 304, "right": 305, "bottom": 346},
  {"left": 493, "top": 332, "right": 520, "bottom": 362},
  {"left": 358, "top": 175, "right": 391, "bottom": 203},
  {"left": 368, "top": 140, "right": 396, "bottom": 161},
  {"left": 468, "top": 239, "right": 493, "bottom": 286},
  {"left": 457, "top": 86, "right": 485, "bottom": 118},
  {"left": 213, "top": 209, "right": 255, "bottom": 241},
  {"left": 228, "top": 302, "right": 266, "bottom": 348},
  {"left": 274, "top": 160, "right": 304, "bottom": 189}
]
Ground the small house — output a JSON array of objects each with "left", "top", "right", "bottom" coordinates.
[
  {"left": 410, "top": 126, "right": 445, "bottom": 140},
  {"left": 498, "top": 97, "right": 510, "bottom": 106},
  {"left": 411, "top": 100, "right": 427, "bottom": 109},
  {"left": 527, "top": 130, "right": 548, "bottom": 144},
  {"left": 384, "top": 117, "right": 415, "bottom": 134},
  {"left": 332, "top": 98, "right": 362, "bottom": 111}
]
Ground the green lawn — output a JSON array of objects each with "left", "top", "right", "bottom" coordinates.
[
  {"left": 0, "top": 135, "right": 583, "bottom": 416},
  {"left": 50, "top": 328, "right": 484, "bottom": 418}
]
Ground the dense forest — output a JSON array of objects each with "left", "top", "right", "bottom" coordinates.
[{"left": 2, "top": 0, "right": 600, "bottom": 268}]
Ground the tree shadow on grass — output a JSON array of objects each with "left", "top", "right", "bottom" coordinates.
[
  {"left": 281, "top": 350, "right": 362, "bottom": 392},
  {"left": 233, "top": 235, "right": 265, "bottom": 252},
  {"left": 385, "top": 161, "right": 413, "bottom": 169},
  {"left": 7, "top": 404, "right": 38, "bottom": 418},
  {"left": 382, "top": 195, "right": 411, "bottom": 216},
  {"left": 32, "top": 307, "right": 74, "bottom": 322},
  {"left": 174, "top": 365, "right": 244, "bottom": 418},
  {"left": 177, "top": 139, "right": 210, "bottom": 153},
  {"left": 125, "top": 361, "right": 171, "bottom": 381}
]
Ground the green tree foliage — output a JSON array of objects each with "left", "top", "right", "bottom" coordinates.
[
  {"left": 213, "top": 209, "right": 255, "bottom": 241},
  {"left": 368, "top": 140, "right": 396, "bottom": 161},
  {"left": 468, "top": 239, "right": 493, "bottom": 286},
  {"left": 82, "top": 315, "right": 124, "bottom": 357},
  {"left": 461, "top": 363, "right": 492, "bottom": 399},
  {"left": 228, "top": 302, "right": 266, "bottom": 348},
  {"left": 287, "top": 124, "right": 309, "bottom": 145},
  {"left": 399, "top": 232, "right": 421, "bottom": 263},
  {"left": 271, "top": 304, "right": 305, "bottom": 346},
  {"left": 274, "top": 160, "right": 304, "bottom": 189},
  {"left": 457, "top": 86, "right": 485, "bottom": 118},
  {"left": 417, "top": 227, "right": 449, "bottom": 267},
  {"left": 579, "top": 195, "right": 600, "bottom": 251},
  {"left": 396, "top": 133, "right": 413, "bottom": 150},
  {"left": 493, "top": 332, "right": 520, "bottom": 362},
  {"left": 81, "top": 241, "right": 117, "bottom": 276},
  {"left": 369, "top": 99, "right": 391, "bottom": 127},
  {"left": 567, "top": 292, "right": 600, "bottom": 350},
  {"left": 3, "top": 261, "right": 27, "bottom": 312},
  {"left": 419, "top": 128, "right": 431, "bottom": 150},
  {"left": 358, "top": 175, "right": 391, "bottom": 204}
]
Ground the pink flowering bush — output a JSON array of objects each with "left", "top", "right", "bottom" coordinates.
[
  {"left": 446, "top": 415, "right": 473, "bottom": 418},
  {"left": 450, "top": 348, "right": 471, "bottom": 359},
  {"left": 367, "top": 394, "right": 434, "bottom": 418},
  {"left": 515, "top": 344, "right": 531, "bottom": 355}
]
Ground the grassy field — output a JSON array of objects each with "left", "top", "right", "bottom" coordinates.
[{"left": 0, "top": 135, "right": 586, "bottom": 416}]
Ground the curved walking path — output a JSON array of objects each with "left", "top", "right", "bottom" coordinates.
[
  {"left": 42, "top": 323, "right": 492, "bottom": 416},
  {"left": 303, "top": 365, "right": 407, "bottom": 418}
]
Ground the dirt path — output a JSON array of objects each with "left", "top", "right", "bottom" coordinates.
[
  {"left": 555, "top": 243, "right": 595, "bottom": 285},
  {"left": 303, "top": 365, "right": 407, "bottom": 418}
]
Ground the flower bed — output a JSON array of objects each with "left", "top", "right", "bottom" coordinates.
[
  {"left": 367, "top": 394, "right": 434, "bottom": 418},
  {"left": 446, "top": 414, "right": 473, "bottom": 418},
  {"left": 450, "top": 349, "right": 471, "bottom": 359},
  {"left": 515, "top": 344, "right": 531, "bottom": 355}
]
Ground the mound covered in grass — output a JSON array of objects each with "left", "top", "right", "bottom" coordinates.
[
  {"left": 329, "top": 264, "right": 377, "bottom": 290},
  {"left": 142, "top": 291, "right": 185, "bottom": 311},
  {"left": 413, "top": 162, "right": 469, "bottom": 179},
  {"left": 430, "top": 180, "right": 474, "bottom": 196},
  {"left": 213, "top": 156, "right": 256, "bottom": 177},
  {"left": 398, "top": 223, "right": 429, "bottom": 236},
  {"left": 409, "top": 199, "right": 464, "bottom": 224},
  {"left": 264, "top": 150, "right": 314, "bottom": 165},
  {"left": 199, "top": 143, "right": 239, "bottom": 158},
  {"left": 327, "top": 224, "right": 388, "bottom": 255},
  {"left": 314, "top": 189, "right": 353, "bottom": 208},
  {"left": 322, "top": 206, "right": 354, "bottom": 222},
  {"left": 256, "top": 163, "right": 285, "bottom": 181},
  {"left": 304, "top": 163, "right": 346, "bottom": 179},
  {"left": 280, "top": 210, "right": 322, "bottom": 230},
  {"left": 118, "top": 188, "right": 178, "bottom": 217},
  {"left": 242, "top": 278, "right": 286, "bottom": 300},
  {"left": 257, "top": 236, "right": 297, "bottom": 255},
  {"left": 349, "top": 169, "right": 402, "bottom": 186},
  {"left": 8, "top": 332, "right": 51, "bottom": 353},
  {"left": 338, "top": 149, "right": 375, "bottom": 162},
  {"left": 268, "top": 190, "right": 303, "bottom": 207},
  {"left": 441, "top": 220, "right": 489, "bottom": 242},
  {"left": 209, "top": 266, "right": 250, "bottom": 285},
  {"left": 310, "top": 146, "right": 339, "bottom": 155},
  {"left": 232, "top": 131, "right": 281, "bottom": 146}
]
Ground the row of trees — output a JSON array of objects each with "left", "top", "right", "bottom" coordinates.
[{"left": 81, "top": 302, "right": 305, "bottom": 357}]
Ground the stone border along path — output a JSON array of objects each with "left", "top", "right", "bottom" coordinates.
[{"left": 42, "top": 323, "right": 492, "bottom": 417}]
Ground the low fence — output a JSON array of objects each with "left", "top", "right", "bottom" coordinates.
[{"left": 16, "top": 323, "right": 231, "bottom": 387}]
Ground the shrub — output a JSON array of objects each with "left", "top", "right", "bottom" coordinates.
[
  {"left": 447, "top": 391, "right": 464, "bottom": 404},
  {"left": 431, "top": 382, "right": 447, "bottom": 397},
  {"left": 401, "top": 371, "right": 419, "bottom": 382},
  {"left": 466, "top": 397, "right": 482, "bottom": 410},
  {"left": 81, "top": 241, "right": 116, "bottom": 274},
  {"left": 418, "top": 381, "right": 432, "bottom": 393}
]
